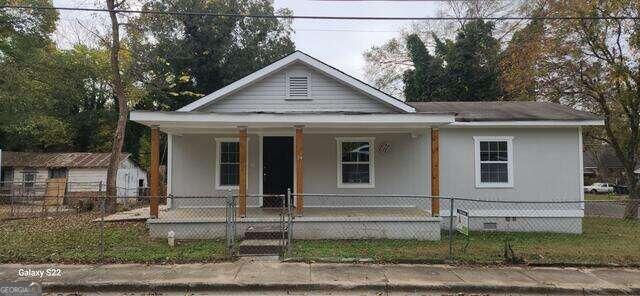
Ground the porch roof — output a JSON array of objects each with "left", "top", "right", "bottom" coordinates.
[{"left": 130, "top": 111, "right": 455, "bottom": 132}]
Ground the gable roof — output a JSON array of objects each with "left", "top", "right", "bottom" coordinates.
[
  {"left": 409, "top": 101, "right": 602, "bottom": 122},
  {"left": 178, "top": 51, "right": 416, "bottom": 113},
  {"left": 1, "top": 152, "right": 131, "bottom": 168}
]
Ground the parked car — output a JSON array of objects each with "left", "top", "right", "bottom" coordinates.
[
  {"left": 584, "top": 183, "right": 615, "bottom": 194},
  {"left": 613, "top": 184, "right": 629, "bottom": 195}
]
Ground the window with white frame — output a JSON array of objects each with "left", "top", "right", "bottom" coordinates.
[
  {"left": 337, "top": 138, "right": 374, "bottom": 188},
  {"left": 216, "top": 138, "right": 240, "bottom": 189},
  {"left": 474, "top": 136, "right": 514, "bottom": 188}
]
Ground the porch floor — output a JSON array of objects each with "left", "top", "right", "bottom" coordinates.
[
  {"left": 148, "top": 206, "right": 441, "bottom": 240},
  {"left": 154, "top": 206, "right": 433, "bottom": 222}
]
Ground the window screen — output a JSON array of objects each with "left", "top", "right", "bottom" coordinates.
[
  {"left": 340, "top": 141, "right": 371, "bottom": 184},
  {"left": 219, "top": 141, "right": 240, "bottom": 186},
  {"left": 23, "top": 171, "right": 37, "bottom": 189},
  {"left": 479, "top": 140, "right": 509, "bottom": 183}
]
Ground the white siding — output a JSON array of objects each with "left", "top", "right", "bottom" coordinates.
[
  {"left": 201, "top": 63, "right": 397, "bottom": 113},
  {"left": 302, "top": 133, "right": 429, "bottom": 208},
  {"left": 169, "top": 133, "right": 429, "bottom": 209},
  {"left": 169, "top": 134, "right": 261, "bottom": 208},
  {"left": 116, "top": 159, "right": 148, "bottom": 197},
  {"left": 439, "top": 127, "right": 582, "bottom": 203},
  {"left": 67, "top": 168, "right": 106, "bottom": 192},
  {"left": 66, "top": 160, "right": 147, "bottom": 196},
  {"left": 12, "top": 167, "right": 48, "bottom": 184},
  {"left": 11, "top": 167, "right": 48, "bottom": 196},
  {"left": 437, "top": 127, "right": 583, "bottom": 225},
  {"left": 169, "top": 128, "right": 583, "bottom": 212}
]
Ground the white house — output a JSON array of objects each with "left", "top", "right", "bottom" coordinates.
[
  {"left": 131, "top": 51, "right": 603, "bottom": 240},
  {"left": 0, "top": 152, "right": 147, "bottom": 201}
]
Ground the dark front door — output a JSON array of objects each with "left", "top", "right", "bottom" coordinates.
[{"left": 262, "top": 136, "right": 294, "bottom": 207}]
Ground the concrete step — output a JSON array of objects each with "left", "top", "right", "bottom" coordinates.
[
  {"left": 244, "top": 226, "right": 287, "bottom": 240},
  {"left": 239, "top": 239, "right": 284, "bottom": 255}
]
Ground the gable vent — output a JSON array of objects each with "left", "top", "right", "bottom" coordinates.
[{"left": 289, "top": 76, "right": 309, "bottom": 97}]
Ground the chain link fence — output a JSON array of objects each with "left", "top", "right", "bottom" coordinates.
[
  {"left": 155, "top": 194, "right": 293, "bottom": 258},
  {"left": 0, "top": 180, "right": 149, "bottom": 220},
  {"left": 287, "top": 193, "right": 640, "bottom": 266},
  {"left": 1, "top": 185, "right": 639, "bottom": 266}
]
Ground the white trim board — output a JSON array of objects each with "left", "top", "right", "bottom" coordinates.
[
  {"left": 578, "top": 127, "right": 585, "bottom": 204},
  {"left": 176, "top": 51, "right": 416, "bottom": 113},
  {"left": 130, "top": 112, "right": 453, "bottom": 129},
  {"left": 213, "top": 137, "right": 249, "bottom": 191}
]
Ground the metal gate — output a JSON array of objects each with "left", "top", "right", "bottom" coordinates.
[{"left": 224, "top": 192, "right": 293, "bottom": 258}]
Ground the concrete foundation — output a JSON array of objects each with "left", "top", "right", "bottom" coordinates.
[{"left": 440, "top": 216, "right": 583, "bottom": 234}]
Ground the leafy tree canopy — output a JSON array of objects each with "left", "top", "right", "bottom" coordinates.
[
  {"left": 1, "top": 0, "right": 295, "bottom": 169},
  {"left": 403, "top": 20, "right": 503, "bottom": 102},
  {"left": 0, "top": 0, "right": 67, "bottom": 151},
  {"left": 127, "top": 0, "right": 295, "bottom": 111}
]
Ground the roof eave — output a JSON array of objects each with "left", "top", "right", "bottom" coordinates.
[
  {"left": 447, "top": 119, "right": 605, "bottom": 127},
  {"left": 130, "top": 111, "right": 451, "bottom": 130}
]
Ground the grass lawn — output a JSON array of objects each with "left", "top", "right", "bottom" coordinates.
[
  {"left": 584, "top": 193, "right": 628, "bottom": 201},
  {"left": 0, "top": 213, "right": 226, "bottom": 264},
  {"left": 293, "top": 217, "right": 640, "bottom": 266},
  {"left": 2, "top": 213, "right": 639, "bottom": 266}
]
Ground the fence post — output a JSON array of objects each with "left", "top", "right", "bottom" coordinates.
[
  {"left": 448, "top": 198, "right": 455, "bottom": 261},
  {"left": 287, "top": 188, "right": 293, "bottom": 258},
  {"left": 225, "top": 192, "right": 233, "bottom": 257},
  {"left": 99, "top": 181, "right": 105, "bottom": 261},
  {"left": 225, "top": 192, "right": 236, "bottom": 257},
  {"left": 100, "top": 196, "right": 105, "bottom": 261},
  {"left": 9, "top": 187, "right": 15, "bottom": 218}
]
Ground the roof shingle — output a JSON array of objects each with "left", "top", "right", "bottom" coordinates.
[
  {"left": 408, "top": 101, "right": 601, "bottom": 122},
  {"left": 1, "top": 152, "right": 130, "bottom": 168}
]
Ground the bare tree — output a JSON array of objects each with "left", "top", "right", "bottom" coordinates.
[
  {"left": 105, "top": 0, "right": 128, "bottom": 213},
  {"left": 530, "top": 0, "right": 640, "bottom": 218}
]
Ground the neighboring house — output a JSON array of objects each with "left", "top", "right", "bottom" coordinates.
[
  {"left": 0, "top": 152, "right": 147, "bottom": 201},
  {"left": 131, "top": 51, "right": 603, "bottom": 240},
  {"left": 583, "top": 145, "right": 639, "bottom": 185}
]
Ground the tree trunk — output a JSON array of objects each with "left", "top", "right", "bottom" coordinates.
[
  {"left": 105, "top": 0, "right": 128, "bottom": 213},
  {"left": 623, "top": 167, "right": 639, "bottom": 219}
]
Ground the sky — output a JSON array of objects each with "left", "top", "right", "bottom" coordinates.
[{"left": 51, "top": 0, "right": 444, "bottom": 81}]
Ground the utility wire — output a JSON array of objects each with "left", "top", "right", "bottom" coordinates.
[{"left": 1, "top": 5, "right": 638, "bottom": 21}]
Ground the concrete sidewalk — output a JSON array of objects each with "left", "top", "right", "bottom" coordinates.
[{"left": 1, "top": 260, "right": 639, "bottom": 294}]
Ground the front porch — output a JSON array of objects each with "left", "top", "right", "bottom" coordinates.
[
  {"left": 132, "top": 111, "right": 452, "bottom": 241},
  {"left": 148, "top": 205, "right": 441, "bottom": 240}
]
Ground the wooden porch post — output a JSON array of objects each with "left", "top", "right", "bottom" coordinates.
[
  {"left": 295, "top": 126, "right": 304, "bottom": 216},
  {"left": 431, "top": 128, "right": 440, "bottom": 217},
  {"left": 238, "top": 127, "right": 248, "bottom": 217},
  {"left": 150, "top": 126, "right": 160, "bottom": 218}
]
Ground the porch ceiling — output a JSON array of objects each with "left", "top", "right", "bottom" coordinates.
[{"left": 130, "top": 111, "right": 455, "bottom": 133}]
